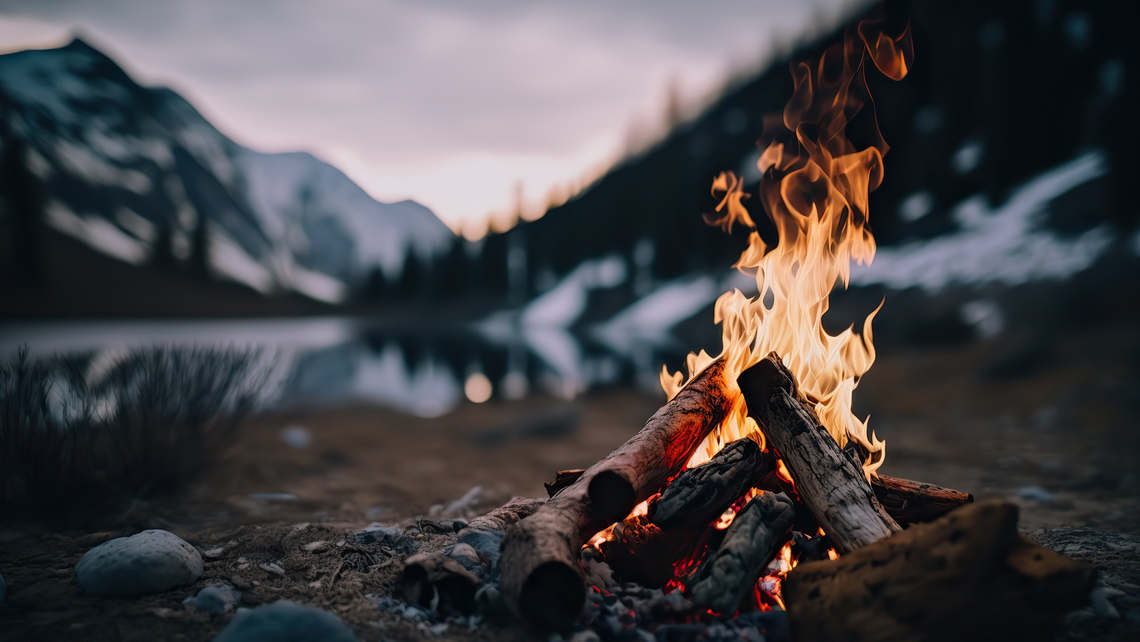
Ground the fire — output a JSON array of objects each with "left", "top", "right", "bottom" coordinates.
[{"left": 663, "top": 17, "right": 914, "bottom": 477}]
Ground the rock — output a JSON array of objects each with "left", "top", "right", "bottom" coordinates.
[
  {"left": 280, "top": 425, "right": 312, "bottom": 449},
  {"left": 75, "top": 529, "right": 203, "bottom": 597},
  {"left": 184, "top": 585, "right": 242, "bottom": 614},
  {"left": 213, "top": 601, "right": 357, "bottom": 641},
  {"left": 1090, "top": 586, "right": 1121, "bottom": 618},
  {"left": 1017, "top": 486, "right": 1055, "bottom": 502}
]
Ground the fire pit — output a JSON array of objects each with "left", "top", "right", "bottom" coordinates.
[{"left": 487, "top": 13, "right": 1095, "bottom": 640}]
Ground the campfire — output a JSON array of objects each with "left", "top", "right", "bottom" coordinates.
[{"left": 402, "top": 13, "right": 1096, "bottom": 641}]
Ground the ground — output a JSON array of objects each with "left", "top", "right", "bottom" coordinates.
[{"left": 0, "top": 322, "right": 1138, "bottom": 641}]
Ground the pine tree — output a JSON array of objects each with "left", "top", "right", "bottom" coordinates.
[{"left": 396, "top": 249, "right": 423, "bottom": 301}]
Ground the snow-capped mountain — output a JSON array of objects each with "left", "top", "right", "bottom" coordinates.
[{"left": 0, "top": 38, "right": 454, "bottom": 303}]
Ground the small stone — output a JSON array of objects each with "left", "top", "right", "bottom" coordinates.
[
  {"left": 280, "top": 425, "right": 312, "bottom": 449},
  {"left": 184, "top": 585, "right": 241, "bottom": 614},
  {"left": 75, "top": 529, "right": 203, "bottom": 597},
  {"left": 1017, "top": 486, "right": 1054, "bottom": 502},
  {"left": 304, "top": 541, "right": 328, "bottom": 552},
  {"left": 259, "top": 562, "right": 286, "bottom": 576},
  {"left": 1091, "top": 587, "right": 1121, "bottom": 618},
  {"left": 212, "top": 601, "right": 357, "bottom": 641},
  {"left": 204, "top": 547, "right": 226, "bottom": 558}
]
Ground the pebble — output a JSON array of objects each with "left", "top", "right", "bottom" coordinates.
[
  {"left": 212, "top": 601, "right": 357, "bottom": 641},
  {"left": 75, "top": 529, "right": 203, "bottom": 597},
  {"left": 280, "top": 425, "right": 312, "bottom": 449},
  {"left": 184, "top": 585, "right": 242, "bottom": 614},
  {"left": 1017, "top": 486, "right": 1055, "bottom": 502},
  {"left": 259, "top": 562, "right": 286, "bottom": 576}
]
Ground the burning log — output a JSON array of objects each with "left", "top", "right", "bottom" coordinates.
[
  {"left": 687, "top": 491, "right": 795, "bottom": 614},
  {"left": 783, "top": 500, "right": 1095, "bottom": 642},
  {"left": 738, "top": 353, "right": 901, "bottom": 553},
  {"left": 599, "top": 438, "right": 775, "bottom": 587},
  {"left": 870, "top": 474, "right": 973, "bottom": 525},
  {"left": 499, "top": 359, "right": 732, "bottom": 632}
]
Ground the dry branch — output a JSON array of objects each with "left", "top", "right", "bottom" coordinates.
[
  {"left": 687, "top": 491, "right": 795, "bottom": 614},
  {"left": 783, "top": 500, "right": 1095, "bottom": 642},
  {"left": 499, "top": 359, "right": 732, "bottom": 632},
  {"left": 738, "top": 353, "right": 900, "bottom": 554},
  {"left": 871, "top": 474, "right": 973, "bottom": 524}
]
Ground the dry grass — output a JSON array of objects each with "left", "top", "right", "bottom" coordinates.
[{"left": 0, "top": 346, "right": 268, "bottom": 522}]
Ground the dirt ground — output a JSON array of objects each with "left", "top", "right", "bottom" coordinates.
[{"left": 1, "top": 321, "right": 1138, "bottom": 641}]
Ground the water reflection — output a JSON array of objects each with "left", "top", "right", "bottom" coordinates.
[{"left": 0, "top": 315, "right": 697, "bottom": 417}]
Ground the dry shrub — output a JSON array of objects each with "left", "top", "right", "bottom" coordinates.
[{"left": 0, "top": 346, "right": 268, "bottom": 520}]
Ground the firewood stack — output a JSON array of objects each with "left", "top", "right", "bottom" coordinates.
[{"left": 497, "top": 353, "right": 1095, "bottom": 639}]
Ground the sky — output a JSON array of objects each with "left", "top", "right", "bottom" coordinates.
[{"left": 0, "top": 0, "right": 861, "bottom": 237}]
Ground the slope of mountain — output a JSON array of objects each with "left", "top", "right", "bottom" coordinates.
[{"left": 0, "top": 38, "right": 453, "bottom": 303}]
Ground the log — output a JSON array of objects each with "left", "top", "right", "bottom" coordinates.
[
  {"left": 870, "top": 474, "right": 973, "bottom": 524},
  {"left": 687, "top": 491, "right": 795, "bottom": 614},
  {"left": 654, "top": 437, "right": 773, "bottom": 530},
  {"left": 783, "top": 500, "right": 1095, "bottom": 642},
  {"left": 599, "top": 438, "right": 774, "bottom": 587},
  {"left": 456, "top": 496, "right": 545, "bottom": 566},
  {"left": 499, "top": 359, "right": 732, "bottom": 632},
  {"left": 738, "top": 353, "right": 901, "bottom": 554}
]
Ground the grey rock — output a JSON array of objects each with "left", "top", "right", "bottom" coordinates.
[
  {"left": 184, "top": 585, "right": 242, "bottom": 614},
  {"left": 76, "top": 529, "right": 203, "bottom": 597},
  {"left": 213, "top": 601, "right": 357, "bottom": 642}
]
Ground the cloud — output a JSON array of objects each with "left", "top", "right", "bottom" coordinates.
[{"left": 0, "top": 0, "right": 860, "bottom": 230}]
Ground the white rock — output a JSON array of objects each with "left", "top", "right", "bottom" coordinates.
[
  {"left": 75, "top": 529, "right": 203, "bottom": 597},
  {"left": 212, "top": 601, "right": 357, "bottom": 642},
  {"left": 184, "top": 585, "right": 241, "bottom": 614}
]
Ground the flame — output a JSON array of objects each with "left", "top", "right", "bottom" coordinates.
[{"left": 663, "top": 17, "right": 912, "bottom": 477}]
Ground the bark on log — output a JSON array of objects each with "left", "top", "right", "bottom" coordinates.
[
  {"left": 870, "top": 474, "right": 973, "bottom": 524},
  {"left": 654, "top": 437, "right": 773, "bottom": 530},
  {"left": 783, "top": 500, "right": 1095, "bottom": 642},
  {"left": 687, "top": 491, "right": 795, "bottom": 614},
  {"left": 499, "top": 359, "right": 732, "bottom": 632},
  {"left": 599, "top": 438, "right": 773, "bottom": 587},
  {"left": 738, "top": 353, "right": 901, "bottom": 554},
  {"left": 456, "top": 496, "right": 545, "bottom": 566}
]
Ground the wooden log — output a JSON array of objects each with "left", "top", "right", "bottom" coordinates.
[
  {"left": 737, "top": 353, "right": 901, "bottom": 554},
  {"left": 456, "top": 496, "right": 545, "bottom": 566},
  {"left": 499, "top": 359, "right": 732, "bottom": 632},
  {"left": 599, "top": 438, "right": 774, "bottom": 587},
  {"left": 687, "top": 491, "right": 795, "bottom": 614},
  {"left": 783, "top": 500, "right": 1095, "bottom": 642},
  {"left": 870, "top": 474, "right": 973, "bottom": 524},
  {"left": 654, "top": 437, "right": 773, "bottom": 530}
]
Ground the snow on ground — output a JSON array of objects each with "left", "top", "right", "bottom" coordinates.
[{"left": 852, "top": 152, "right": 1112, "bottom": 292}]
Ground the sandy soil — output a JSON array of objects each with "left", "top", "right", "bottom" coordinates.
[{"left": 1, "top": 321, "right": 1138, "bottom": 641}]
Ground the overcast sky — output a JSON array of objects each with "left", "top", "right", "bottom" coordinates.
[{"left": 0, "top": 0, "right": 860, "bottom": 237}]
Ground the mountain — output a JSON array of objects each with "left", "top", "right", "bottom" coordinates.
[{"left": 0, "top": 38, "right": 454, "bottom": 304}]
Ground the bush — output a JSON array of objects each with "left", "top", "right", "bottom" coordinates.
[{"left": 0, "top": 346, "right": 268, "bottom": 520}]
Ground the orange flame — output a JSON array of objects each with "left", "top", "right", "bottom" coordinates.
[{"left": 664, "top": 17, "right": 912, "bottom": 476}]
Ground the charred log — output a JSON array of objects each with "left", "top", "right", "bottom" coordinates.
[
  {"left": 784, "top": 500, "right": 1095, "bottom": 642},
  {"left": 654, "top": 437, "right": 773, "bottom": 530},
  {"left": 599, "top": 438, "right": 772, "bottom": 587},
  {"left": 870, "top": 474, "right": 973, "bottom": 525},
  {"left": 738, "top": 353, "right": 901, "bottom": 554},
  {"left": 687, "top": 491, "right": 795, "bottom": 614},
  {"left": 499, "top": 359, "right": 732, "bottom": 632}
]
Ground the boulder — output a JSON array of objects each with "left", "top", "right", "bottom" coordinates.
[
  {"left": 213, "top": 601, "right": 357, "bottom": 642},
  {"left": 75, "top": 529, "right": 203, "bottom": 597}
]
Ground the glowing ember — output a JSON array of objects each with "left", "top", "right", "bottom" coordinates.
[{"left": 663, "top": 18, "right": 914, "bottom": 479}]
